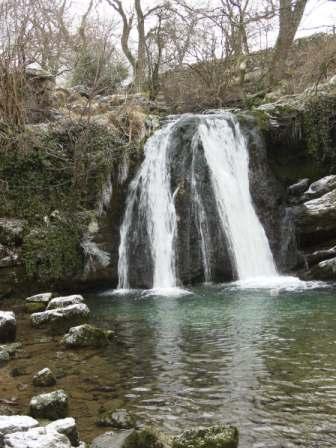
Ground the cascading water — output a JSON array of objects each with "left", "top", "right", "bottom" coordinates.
[
  {"left": 198, "top": 115, "right": 277, "bottom": 279},
  {"left": 118, "top": 121, "right": 178, "bottom": 290},
  {"left": 117, "top": 112, "right": 279, "bottom": 290}
]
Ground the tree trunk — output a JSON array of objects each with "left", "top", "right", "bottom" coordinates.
[{"left": 269, "top": 0, "right": 308, "bottom": 87}]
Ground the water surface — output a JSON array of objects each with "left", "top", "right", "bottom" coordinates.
[{"left": 87, "top": 284, "right": 336, "bottom": 448}]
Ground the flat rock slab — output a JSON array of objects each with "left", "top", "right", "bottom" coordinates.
[
  {"left": 0, "top": 312, "right": 16, "bottom": 343},
  {"left": 47, "top": 295, "right": 84, "bottom": 310},
  {"left": 0, "top": 415, "right": 39, "bottom": 435}
]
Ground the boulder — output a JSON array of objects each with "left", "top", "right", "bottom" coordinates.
[
  {"left": 33, "top": 368, "right": 57, "bottom": 387},
  {"left": 3, "top": 426, "right": 71, "bottom": 448},
  {"left": 172, "top": 426, "right": 239, "bottom": 448},
  {"left": 29, "top": 390, "right": 69, "bottom": 420},
  {"left": 47, "top": 295, "right": 84, "bottom": 311},
  {"left": 26, "top": 293, "right": 53, "bottom": 313},
  {"left": 96, "top": 409, "right": 136, "bottom": 429},
  {"left": 31, "top": 304, "right": 90, "bottom": 335},
  {"left": 0, "top": 312, "right": 16, "bottom": 343},
  {"left": 62, "top": 324, "right": 113, "bottom": 348},
  {"left": 47, "top": 418, "right": 79, "bottom": 447},
  {"left": 0, "top": 415, "right": 39, "bottom": 435}
]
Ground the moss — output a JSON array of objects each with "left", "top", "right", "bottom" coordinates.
[
  {"left": 124, "top": 428, "right": 164, "bottom": 448},
  {"left": 172, "top": 426, "right": 239, "bottom": 448},
  {"left": 22, "top": 220, "right": 83, "bottom": 284},
  {"left": 25, "top": 302, "right": 47, "bottom": 313}
]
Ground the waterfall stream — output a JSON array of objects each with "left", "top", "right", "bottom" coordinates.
[{"left": 117, "top": 112, "right": 278, "bottom": 290}]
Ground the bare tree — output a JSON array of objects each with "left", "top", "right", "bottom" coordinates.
[{"left": 270, "top": 0, "right": 308, "bottom": 86}]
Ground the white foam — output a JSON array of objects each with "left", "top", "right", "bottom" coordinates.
[{"left": 228, "top": 275, "right": 328, "bottom": 291}]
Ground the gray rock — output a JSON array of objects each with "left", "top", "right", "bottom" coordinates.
[
  {"left": 172, "top": 426, "right": 239, "bottom": 448},
  {"left": 307, "top": 256, "right": 336, "bottom": 280},
  {"left": 47, "top": 417, "right": 79, "bottom": 446},
  {"left": 47, "top": 295, "right": 84, "bottom": 311},
  {"left": 0, "top": 349, "right": 10, "bottom": 365},
  {"left": 3, "top": 426, "right": 71, "bottom": 448},
  {"left": 304, "top": 175, "right": 336, "bottom": 200},
  {"left": 33, "top": 368, "right": 57, "bottom": 387},
  {"left": 0, "top": 219, "right": 25, "bottom": 245},
  {"left": 29, "top": 390, "right": 69, "bottom": 420},
  {"left": 0, "top": 343, "right": 22, "bottom": 359},
  {"left": 31, "top": 304, "right": 90, "bottom": 335},
  {"left": 26, "top": 293, "right": 53, "bottom": 304},
  {"left": 288, "top": 178, "right": 310, "bottom": 196},
  {"left": 305, "top": 245, "right": 336, "bottom": 267},
  {"left": 96, "top": 409, "right": 136, "bottom": 429},
  {"left": 91, "top": 430, "right": 135, "bottom": 448},
  {"left": 0, "top": 312, "right": 16, "bottom": 343},
  {"left": 0, "top": 415, "right": 39, "bottom": 435},
  {"left": 62, "top": 324, "right": 113, "bottom": 348}
]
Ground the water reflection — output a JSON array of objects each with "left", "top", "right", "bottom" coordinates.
[{"left": 88, "top": 285, "right": 336, "bottom": 448}]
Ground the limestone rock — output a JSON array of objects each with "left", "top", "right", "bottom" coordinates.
[
  {"left": 31, "top": 304, "right": 90, "bottom": 335},
  {"left": 96, "top": 409, "right": 136, "bottom": 429},
  {"left": 29, "top": 390, "right": 69, "bottom": 420},
  {"left": 172, "top": 426, "right": 239, "bottom": 448},
  {"left": 33, "top": 368, "right": 57, "bottom": 387},
  {"left": 47, "top": 295, "right": 84, "bottom": 311},
  {"left": 306, "top": 256, "right": 336, "bottom": 280},
  {"left": 47, "top": 417, "right": 79, "bottom": 446},
  {"left": 0, "top": 415, "right": 39, "bottom": 435},
  {"left": 62, "top": 324, "right": 113, "bottom": 348},
  {"left": 288, "top": 178, "right": 310, "bottom": 196},
  {"left": 0, "top": 312, "right": 16, "bottom": 343},
  {"left": 3, "top": 426, "right": 71, "bottom": 448},
  {"left": 304, "top": 175, "right": 336, "bottom": 200},
  {"left": 26, "top": 292, "right": 53, "bottom": 313}
]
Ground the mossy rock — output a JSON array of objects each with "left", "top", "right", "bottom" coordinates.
[
  {"left": 172, "top": 426, "right": 239, "bottom": 448},
  {"left": 62, "top": 324, "right": 113, "bottom": 348},
  {"left": 25, "top": 302, "right": 47, "bottom": 313},
  {"left": 124, "top": 428, "right": 164, "bottom": 448}
]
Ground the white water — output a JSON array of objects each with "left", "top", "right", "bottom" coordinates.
[
  {"left": 198, "top": 114, "right": 278, "bottom": 280},
  {"left": 118, "top": 112, "right": 282, "bottom": 290},
  {"left": 118, "top": 121, "right": 178, "bottom": 289}
]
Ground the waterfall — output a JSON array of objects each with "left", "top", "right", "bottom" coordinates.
[
  {"left": 117, "top": 112, "right": 278, "bottom": 290},
  {"left": 118, "top": 121, "right": 178, "bottom": 289},
  {"left": 198, "top": 115, "right": 277, "bottom": 279}
]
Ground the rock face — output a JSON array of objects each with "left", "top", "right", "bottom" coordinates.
[
  {"left": 172, "top": 426, "right": 239, "bottom": 448},
  {"left": 33, "top": 368, "right": 57, "bottom": 387},
  {"left": 29, "top": 390, "right": 69, "bottom": 420},
  {"left": 62, "top": 324, "right": 113, "bottom": 348},
  {"left": 0, "top": 312, "right": 16, "bottom": 343},
  {"left": 31, "top": 304, "right": 90, "bottom": 335}
]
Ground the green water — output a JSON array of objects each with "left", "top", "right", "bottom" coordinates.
[{"left": 87, "top": 284, "right": 336, "bottom": 448}]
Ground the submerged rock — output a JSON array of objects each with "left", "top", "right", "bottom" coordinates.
[
  {"left": 31, "top": 304, "right": 90, "bottom": 335},
  {"left": 91, "top": 430, "right": 135, "bottom": 448},
  {"left": 3, "top": 425, "right": 71, "bottom": 448},
  {"left": 47, "top": 295, "right": 84, "bottom": 310},
  {"left": 96, "top": 409, "right": 136, "bottom": 429},
  {"left": 47, "top": 417, "right": 80, "bottom": 446},
  {"left": 172, "top": 426, "right": 239, "bottom": 448},
  {"left": 62, "top": 324, "right": 113, "bottom": 348},
  {"left": 29, "top": 390, "right": 69, "bottom": 420},
  {"left": 0, "top": 312, "right": 16, "bottom": 343},
  {"left": 33, "top": 368, "right": 57, "bottom": 387},
  {"left": 91, "top": 428, "right": 164, "bottom": 448}
]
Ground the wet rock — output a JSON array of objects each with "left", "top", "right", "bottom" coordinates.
[
  {"left": 3, "top": 425, "right": 71, "bottom": 448},
  {"left": 304, "top": 175, "right": 336, "bottom": 200},
  {"left": 288, "top": 178, "right": 310, "bottom": 196},
  {"left": 0, "top": 415, "right": 39, "bottom": 435},
  {"left": 25, "top": 293, "right": 53, "bottom": 313},
  {"left": 172, "top": 426, "right": 239, "bottom": 448},
  {"left": 96, "top": 409, "right": 136, "bottom": 429},
  {"left": 47, "top": 295, "right": 84, "bottom": 311},
  {"left": 292, "top": 189, "right": 336, "bottom": 246},
  {"left": 305, "top": 245, "right": 336, "bottom": 267},
  {"left": 0, "top": 312, "right": 16, "bottom": 343},
  {"left": 91, "top": 430, "right": 135, "bottom": 448},
  {"left": 31, "top": 304, "right": 90, "bottom": 335},
  {"left": 0, "top": 343, "right": 22, "bottom": 359},
  {"left": 29, "top": 390, "right": 69, "bottom": 420},
  {"left": 62, "top": 324, "right": 113, "bottom": 348},
  {"left": 0, "top": 349, "right": 10, "bottom": 365},
  {"left": 33, "top": 368, "right": 57, "bottom": 387},
  {"left": 47, "top": 417, "right": 79, "bottom": 446},
  {"left": 306, "top": 256, "right": 336, "bottom": 280}
]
